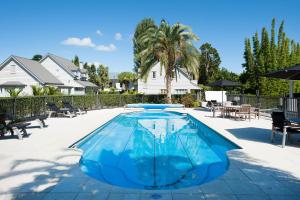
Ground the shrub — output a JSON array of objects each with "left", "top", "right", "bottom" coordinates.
[
  {"left": 193, "top": 101, "right": 200, "bottom": 107},
  {"left": 180, "top": 94, "right": 195, "bottom": 108}
]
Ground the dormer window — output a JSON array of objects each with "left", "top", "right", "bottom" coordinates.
[{"left": 152, "top": 71, "right": 156, "bottom": 79}]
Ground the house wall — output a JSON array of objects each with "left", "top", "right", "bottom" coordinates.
[
  {"left": 138, "top": 64, "right": 199, "bottom": 94},
  {"left": 0, "top": 60, "right": 41, "bottom": 97},
  {"left": 40, "top": 57, "right": 84, "bottom": 95}
]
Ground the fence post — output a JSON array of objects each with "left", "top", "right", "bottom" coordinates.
[
  {"left": 297, "top": 98, "right": 300, "bottom": 118},
  {"left": 44, "top": 96, "right": 46, "bottom": 115},
  {"left": 119, "top": 94, "right": 122, "bottom": 107},
  {"left": 13, "top": 98, "right": 16, "bottom": 120},
  {"left": 31, "top": 97, "right": 33, "bottom": 117},
  {"left": 239, "top": 94, "right": 243, "bottom": 105},
  {"left": 96, "top": 94, "right": 99, "bottom": 109},
  {"left": 71, "top": 95, "right": 74, "bottom": 106}
]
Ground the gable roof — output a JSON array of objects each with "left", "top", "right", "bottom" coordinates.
[
  {"left": 40, "top": 53, "right": 79, "bottom": 77},
  {"left": 0, "top": 56, "right": 63, "bottom": 85},
  {"left": 75, "top": 80, "right": 98, "bottom": 88},
  {"left": 0, "top": 81, "right": 26, "bottom": 87}
]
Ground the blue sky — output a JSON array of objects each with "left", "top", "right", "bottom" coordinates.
[{"left": 0, "top": 0, "right": 299, "bottom": 74}]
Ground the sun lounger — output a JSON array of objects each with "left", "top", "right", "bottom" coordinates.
[
  {"left": 62, "top": 101, "right": 87, "bottom": 115},
  {"left": 0, "top": 114, "right": 31, "bottom": 140},
  {"left": 47, "top": 103, "right": 75, "bottom": 118}
]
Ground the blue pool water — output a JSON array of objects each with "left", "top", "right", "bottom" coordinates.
[{"left": 76, "top": 111, "right": 239, "bottom": 190}]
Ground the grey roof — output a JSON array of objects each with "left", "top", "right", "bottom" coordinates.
[
  {"left": 0, "top": 81, "right": 26, "bottom": 87},
  {"left": 42, "top": 54, "right": 79, "bottom": 77},
  {"left": 75, "top": 80, "right": 98, "bottom": 88},
  {"left": 177, "top": 67, "right": 192, "bottom": 79},
  {"left": 0, "top": 56, "right": 63, "bottom": 85}
]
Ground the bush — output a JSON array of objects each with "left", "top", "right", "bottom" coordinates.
[
  {"left": 193, "top": 101, "right": 200, "bottom": 107},
  {"left": 180, "top": 94, "right": 196, "bottom": 108}
]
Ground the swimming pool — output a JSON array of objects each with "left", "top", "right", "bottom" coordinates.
[{"left": 75, "top": 111, "right": 239, "bottom": 190}]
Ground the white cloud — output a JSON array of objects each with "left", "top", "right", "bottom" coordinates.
[
  {"left": 96, "top": 30, "right": 103, "bottom": 36},
  {"left": 114, "top": 33, "right": 122, "bottom": 40},
  {"left": 95, "top": 44, "right": 117, "bottom": 52},
  {"left": 62, "top": 37, "right": 95, "bottom": 47}
]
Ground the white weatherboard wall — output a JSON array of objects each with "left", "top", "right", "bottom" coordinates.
[
  {"left": 0, "top": 60, "right": 41, "bottom": 97},
  {"left": 40, "top": 57, "right": 83, "bottom": 95},
  {"left": 205, "top": 91, "right": 227, "bottom": 103},
  {"left": 138, "top": 64, "right": 199, "bottom": 94}
]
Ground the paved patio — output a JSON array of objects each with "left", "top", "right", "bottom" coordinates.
[{"left": 0, "top": 108, "right": 300, "bottom": 200}]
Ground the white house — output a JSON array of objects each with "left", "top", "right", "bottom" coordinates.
[
  {"left": 0, "top": 55, "right": 63, "bottom": 97},
  {"left": 138, "top": 63, "right": 201, "bottom": 94},
  {"left": 40, "top": 53, "right": 97, "bottom": 95}
]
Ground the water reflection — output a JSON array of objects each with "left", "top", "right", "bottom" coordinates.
[{"left": 78, "top": 111, "right": 238, "bottom": 189}]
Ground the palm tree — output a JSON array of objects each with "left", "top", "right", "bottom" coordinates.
[
  {"left": 137, "top": 20, "right": 200, "bottom": 103},
  {"left": 118, "top": 72, "right": 138, "bottom": 91},
  {"left": 32, "top": 85, "right": 45, "bottom": 96}
]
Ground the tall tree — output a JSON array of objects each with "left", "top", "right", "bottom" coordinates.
[
  {"left": 72, "top": 55, "right": 80, "bottom": 67},
  {"left": 242, "top": 18, "right": 300, "bottom": 96},
  {"left": 198, "top": 43, "right": 221, "bottom": 84},
  {"left": 32, "top": 54, "right": 43, "bottom": 61},
  {"left": 133, "top": 18, "right": 156, "bottom": 73},
  {"left": 137, "top": 19, "right": 199, "bottom": 103},
  {"left": 97, "top": 64, "right": 109, "bottom": 90}
]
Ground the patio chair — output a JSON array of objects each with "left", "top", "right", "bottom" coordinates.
[
  {"left": 235, "top": 104, "right": 251, "bottom": 121},
  {"left": 62, "top": 101, "right": 87, "bottom": 115},
  {"left": 271, "top": 111, "right": 300, "bottom": 148},
  {"left": 0, "top": 113, "right": 30, "bottom": 140},
  {"left": 47, "top": 103, "right": 75, "bottom": 118},
  {"left": 251, "top": 107, "right": 260, "bottom": 119}
]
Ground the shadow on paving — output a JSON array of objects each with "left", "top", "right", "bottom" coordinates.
[
  {"left": 0, "top": 149, "right": 299, "bottom": 199},
  {"left": 226, "top": 127, "right": 300, "bottom": 147}
]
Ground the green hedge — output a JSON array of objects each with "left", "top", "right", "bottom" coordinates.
[{"left": 0, "top": 94, "right": 197, "bottom": 119}]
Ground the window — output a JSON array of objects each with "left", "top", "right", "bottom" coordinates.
[
  {"left": 161, "top": 89, "right": 167, "bottom": 94},
  {"left": 152, "top": 71, "right": 156, "bottom": 79},
  {"left": 176, "top": 89, "right": 188, "bottom": 94},
  {"left": 10, "top": 65, "right": 16, "bottom": 74}
]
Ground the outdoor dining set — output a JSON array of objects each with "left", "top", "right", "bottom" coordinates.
[{"left": 207, "top": 100, "right": 260, "bottom": 121}]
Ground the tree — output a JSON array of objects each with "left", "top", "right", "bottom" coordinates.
[
  {"left": 88, "top": 64, "right": 99, "bottom": 85},
  {"left": 44, "top": 86, "right": 61, "bottom": 95},
  {"left": 6, "top": 88, "right": 23, "bottom": 97},
  {"left": 32, "top": 85, "right": 45, "bottom": 96},
  {"left": 213, "top": 68, "right": 239, "bottom": 82},
  {"left": 242, "top": 18, "right": 300, "bottom": 96},
  {"left": 72, "top": 55, "right": 80, "bottom": 67},
  {"left": 118, "top": 72, "right": 137, "bottom": 91},
  {"left": 198, "top": 43, "right": 221, "bottom": 84},
  {"left": 32, "top": 54, "right": 43, "bottom": 61},
  {"left": 137, "top": 19, "right": 199, "bottom": 103},
  {"left": 133, "top": 18, "right": 156, "bottom": 73},
  {"left": 97, "top": 64, "right": 109, "bottom": 90}
]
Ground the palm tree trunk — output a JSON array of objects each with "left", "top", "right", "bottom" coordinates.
[{"left": 166, "top": 71, "right": 172, "bottom": 103}]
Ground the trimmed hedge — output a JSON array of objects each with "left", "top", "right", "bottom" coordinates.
[{"left": 0, "top": 94, "right": 197, "bottom": 119}]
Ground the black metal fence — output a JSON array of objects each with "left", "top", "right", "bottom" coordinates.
[
  {"left": 0, "top": 94, "right": 196, "bottom": 120},
  {"left": 227, "top": 94, "right": 300, "bottom": 119}
]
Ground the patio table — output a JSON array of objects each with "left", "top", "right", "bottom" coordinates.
[{"left": 222, "top": 105, "right": 241, "bottom": 118}]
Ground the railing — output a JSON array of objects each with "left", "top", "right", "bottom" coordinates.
[
  {"left": 227, "top": 94, "right": 300, "bottom": 119},
  {"left": 0, "top": 94, "right": 196, "bottom": 120}
]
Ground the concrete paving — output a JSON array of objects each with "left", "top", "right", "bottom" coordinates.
[{"left": 0, "top": 108, "right": 299, "bottom": 200}]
